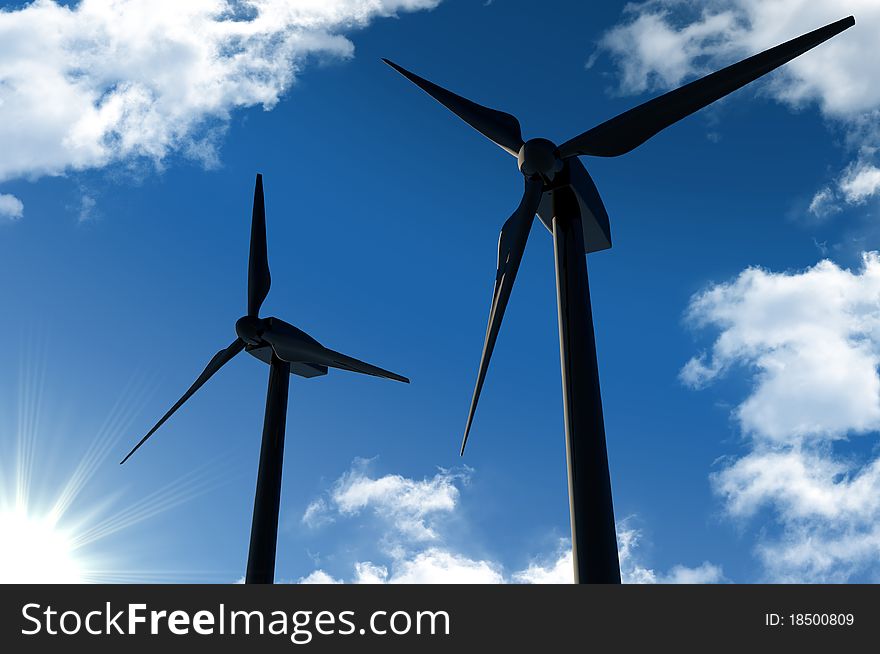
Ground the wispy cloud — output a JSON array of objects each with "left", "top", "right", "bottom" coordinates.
[
  {"left": 77, "top": 194, "right": 97, "bottom": 223},
  {"left": 683, "top": 253, "right": 880, "bottom": 581},
  {"left": 808, "top": 186, "right": 842, "bottom": 220},
  {"left": 0, "top": 193, "right": 23, "bottom": 222},
  {"left": 840, "top": 161, "right": 880, "bottom": 204},
  {"left": 808, "top": 157, "right": 880, "bottom": 219}
]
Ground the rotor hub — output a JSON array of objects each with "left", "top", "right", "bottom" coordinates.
[
  {"left": 517, "top": 138, "right": 562, "bottom": 180},
  {"left": 235, "top": 315, "right": 266, "bottom": 346}
]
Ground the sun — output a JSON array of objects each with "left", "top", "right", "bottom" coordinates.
[
  {"left": 0, "top": 345, "right": 228, "bottom": 584},
  {"left": 0, "top": 507, "right": 84, "bottom": 583}
]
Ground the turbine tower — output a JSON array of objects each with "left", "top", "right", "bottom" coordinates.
[
  {"left": 385, "top": 16, "right": 854, "bottom": 583},
  {"left": 121, "top": 174, "right": 409, "bottom": 584}
]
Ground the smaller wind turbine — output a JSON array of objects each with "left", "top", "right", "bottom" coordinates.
[{"left": 121, "top": 174, "right": 409, "bottom": 583}]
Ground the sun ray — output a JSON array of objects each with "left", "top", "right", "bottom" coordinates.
[
  {"left": 49, "top": 374, "right": 156, "bottom": 523},
  {"left": 14, "top": 333, "right": 48, "bottom": 511},
  {"left": 68, "top": 458, "right": 234, "bottom": 550},
  {"left": 1, "top": 347, "right": 237, "bottom": 584}
]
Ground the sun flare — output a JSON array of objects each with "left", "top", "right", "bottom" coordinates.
[
  {"left": 0, "top": 350, "right": 225, "bottom": 584},
  {"left": 0, "top": 508, "right": 83, "bottom": 583}
]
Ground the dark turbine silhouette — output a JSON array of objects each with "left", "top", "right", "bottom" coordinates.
[
  {"left": 121, "top": 174, "right": 409, "bottom": 583},
  {"left": 385, "top": 16, "right": 854, "bottom": 584}
]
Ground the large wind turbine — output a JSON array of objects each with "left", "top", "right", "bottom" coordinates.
[
  {"left": 121, "top": 174, "right": 409, "bottom": 583},
  {"left": 385, "top": 15, "right": 855, "bottom": 583}
]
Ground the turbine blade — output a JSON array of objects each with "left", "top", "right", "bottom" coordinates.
[
  {"left": 557, "top": 16, "right": 855, "bottom": 159},
  {"left": 248, "top": 173, "right": 271, "bottom": 317},
  {"left": 261, "top": 327, "right": 409, "bottom": 383},
  {"left": 120, "top": 339, "right": 245, "bottom": 464},
  {"left": 320, "top": 348, "right": 410, "bottom": 384},
  {"left": 383, "top": 58, "right": 525, "bottom": 157},
  {"left": 461, "top": 177, "right": 544, "bottom": 456}
]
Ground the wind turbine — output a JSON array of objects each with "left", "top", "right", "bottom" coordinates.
[
  {"left": 120, "top": 174, "right": 409, "bottom": 584},
  {"left": 385, "top": 15, "right": 855, "bottom": 584}
]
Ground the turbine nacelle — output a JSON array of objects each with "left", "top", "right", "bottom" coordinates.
[
  {"left": 517, "top": 138, "right": 562, "bottom": 181},
  {"left": 235, "top": 315, "right": 266, "bottom": 346}
]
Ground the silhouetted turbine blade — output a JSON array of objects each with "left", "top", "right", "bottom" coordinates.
[
  {"left": 248, "top": 174, "right": 271, "bottom": 317},
  {"left": 262, "top": 329, "right": 409, "bottom": 383},
  {"left": 321, "top": 349, "right": 410, "bottom": 384},
  {"left": 557, "top": 15, "right": 855, "bottom": 159},
  {"left": 461, "top": 177, "right": 544, "bottom": 456},
  {"left": 383, "top": 58, "right": 525, "bottom": 157},
  {"left": 120, "top": 339, "right": 245, "bottom": 464}
]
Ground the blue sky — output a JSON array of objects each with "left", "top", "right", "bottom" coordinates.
[{"left": 1, "top": 0, "right": 879, "bottom": 583}]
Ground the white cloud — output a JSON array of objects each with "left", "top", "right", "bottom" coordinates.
[
  {"left": 808, "top": 187, "right": 842, "bottom": 219},
  {"left": 594, "top": 8, "right": 742, "bottom": 96},
  {"left": 684, "top": 253, "right": 880, "bottom": 580},
  {"left": 754, "top": 524, "right": 880, "bottom": 583},
  {"left": 299, "top": 460, "right": 506, "bottom": 584},
  {"left": 298, "top": 461, "right": 723, "bottom": 583},
  {"left": 807, "top": 159, "right": 880, "bottom": 218},
  {"left": 0, "top": 193, "right": 23, "bottom": 221},
  {"left": 616, "top": 526, "right": 658, "bottom": 584},
  {"left": 840, "top": 161, "right": 880, "bottom": 204},
  {"left": 299, "top": 533, "right": 723, "bottom": 585},
  {"left": 618, "top": 522, "right": 724, "bottom": 584},
  {"left": 303, "top": 458, "right": 465, "bottom": 541},
  {"left": 298, "top": 569, "right": 343, "bottom": 584},
  {"left": 355, "top": 550, "right": 505, "bottom": 584},
  {"left": 596, "top": 1, "right": 878, "bottom": 116},
  {"left": 510, "top": 528, "right": 686, "bottom": 584},
  {"left": 300, "top": 549, "right": 505, "bottom": 584},
  {"left": 78, "top": 194, "right": 97, "bottom": 223},
  {"left": 0, "top": 0, "right": 440, "bottom": 184},
  {"left": 716, "top": 448, "right": 880, "bottom": 523},
  {"left": 662, "top": 562, "right": 726, "bottom": 584},
  {"left": 682, "top": 254, "right": 880, "bottom": 442},
  {"left": 301, "top": 498, "right": 332, "bottom": 528},
  {"left": 594, "top": 1, "right": 880, "bottom": 221},
  {"left": 512, "top": 543, "right": 573, "bottom": 584}
]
